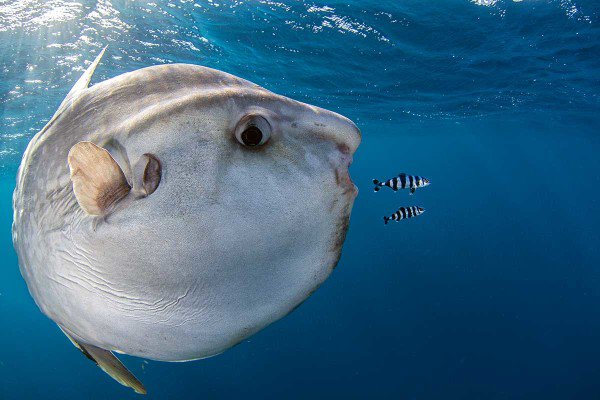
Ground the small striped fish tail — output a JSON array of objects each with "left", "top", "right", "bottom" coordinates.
[
  {"left": 373, "top": 179, "right": 382, "bottom": 192},
  {"left": 383, "top": 216, "right": 390, "bottom": 224}
]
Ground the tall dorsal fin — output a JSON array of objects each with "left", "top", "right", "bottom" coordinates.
[
  {"left": 55, "top": 46, "right": 107, "bottom": 116},
  {"left": 67, "top": 46, "right": 107, "bottom": 98}
]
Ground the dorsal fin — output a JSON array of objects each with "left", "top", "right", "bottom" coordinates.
[
  {"left": 66, "top": 46, "right": 107, "bottom": 98},
  {"left": 55, "top": 46, "right": 107, "bottom": 116}
]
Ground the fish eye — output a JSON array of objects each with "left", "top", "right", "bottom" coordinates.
[{"left": 235, "top": 115, "right": 271, "bottom": 147}]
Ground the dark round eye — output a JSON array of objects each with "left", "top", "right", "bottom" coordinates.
[
  {"left": 235, "top": 115, "right": 271, "bottom": 147},
  {"left": 241, "top": 126, "right": 263, "bottom": 146}
]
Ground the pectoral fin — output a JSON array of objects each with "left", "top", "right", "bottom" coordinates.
[
  {"left": 60, "top": 328, "right": 146, "bottom": 395},
  {"left": 68, "top": 141, "right": 131, "bottom": 215}
]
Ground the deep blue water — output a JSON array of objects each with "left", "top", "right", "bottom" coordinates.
[{"left": 1, "top": 1, "right": 600, "bottom": 398}]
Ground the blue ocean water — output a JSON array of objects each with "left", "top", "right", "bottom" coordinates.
[{"left": 1, "top": 0, "right": 600, "bottom": 398}]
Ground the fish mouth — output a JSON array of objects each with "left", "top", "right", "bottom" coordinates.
[{"left": 333, "top": 151, "right": 358, "bottom": 198}]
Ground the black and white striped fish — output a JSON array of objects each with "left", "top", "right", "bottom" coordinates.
[
  {"left": 383, "top": 206, "right": 425, "bottom": 224},
  {"left": 373, "top": 173, "right": 430, "bottom": 194}
]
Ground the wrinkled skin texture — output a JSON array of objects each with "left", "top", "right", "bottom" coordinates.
[{"left": 13, "top": 64, "right": 360, "bottom": 361}]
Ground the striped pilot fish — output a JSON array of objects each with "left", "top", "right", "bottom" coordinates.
[
  {"left": 373, "top": 173, "right": 430, "bottom": 194},
  {"left": 384, "top": 206, "right": 425, "bottom": 224}
]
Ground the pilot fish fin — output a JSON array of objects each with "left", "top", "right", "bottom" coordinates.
[
  {"left": 68, "top": 141, "right": 131, "bottom": 215},
  {"left": 59, "top": 328, "right": 146, "bottom": 395},
  {"left": 372, "top": 179, "right": 381, "bottom": 192},
  {"left": 55, "top": 46, "right": 107, "bottom": 117},
  {"left": 410, "top": 187, "right": 416, "bottom": 194}
]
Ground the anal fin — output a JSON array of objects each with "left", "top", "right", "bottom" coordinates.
[
  {"left": 60, "top": 328, "right": 146, "bottom": 395},
  {"left": 82, "top": 344, "right": 147, "bottom": 395}
]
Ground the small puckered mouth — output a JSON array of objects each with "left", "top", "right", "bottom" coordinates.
[
  {"left": 333, "top": 153, "right": 358, "bottom": 197},
  {"left": 325, "top": 130, "right": 359, "bottom": 197},
  {"left": 338, "top": 172, "right": 358, "bottom": 197}
]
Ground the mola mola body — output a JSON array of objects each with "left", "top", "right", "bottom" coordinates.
[{"left": 12, "top": 48, "right": 360, "bottom": 393}]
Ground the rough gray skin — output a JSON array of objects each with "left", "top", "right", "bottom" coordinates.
[{"left": 12, "top": 56, "right": 360, "bottom": 365}]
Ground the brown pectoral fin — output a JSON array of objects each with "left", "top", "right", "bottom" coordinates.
[{"left": 68, "top": 141, "right": 131, "bottom": 216}]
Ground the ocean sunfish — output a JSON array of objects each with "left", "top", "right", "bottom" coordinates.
[{"left": 12, "top": 48, "right": 360, "bottom": 394}]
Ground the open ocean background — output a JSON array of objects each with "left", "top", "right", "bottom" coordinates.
[{"left": 1, "top": 0, "right": 600, "bottom": 398}]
